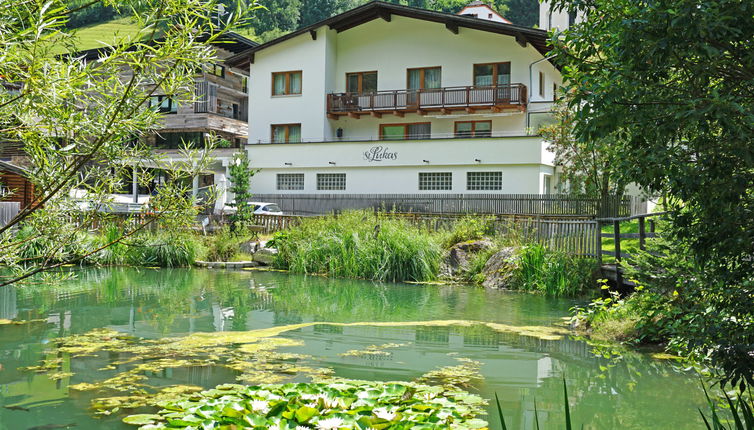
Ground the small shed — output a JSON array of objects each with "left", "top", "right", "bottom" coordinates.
[{"left": 0, "top": 160, "right": 35, "bottom": 209}]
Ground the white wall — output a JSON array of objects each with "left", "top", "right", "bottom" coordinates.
[
  {"left": 247, "top": 15, "right": 561, "bottom": 143},
  {"left": 251, "top": 164, "right": 549, "bottom": 195}
]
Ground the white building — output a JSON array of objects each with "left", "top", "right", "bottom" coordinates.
[{"left": 227, "top": 1, "right": 561, "bottom": 197}]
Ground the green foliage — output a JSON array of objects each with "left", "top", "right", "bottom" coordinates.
[
  {"left": 700, "top": 383, "right": 754, "bottom": 430},
  {"left": 122, "top": 381, "right": 488, "bottom": 429},
  {"left": 124, "top": 233, "right": 200, "bottom": 268},
  {"left": 272, "top": 210, "right": 442, "bottom": 282},
  {"left": 227, "top": 152, "right": 256, "bottom": 230},
  {"left": 494, "top": 378, "right": 576, "bottom": 430},
  {"left": 550, "top": 0, "right": 754, "bottom": 387},
  {"left": 202, "top": 226, "right": 255, "bottom": 262},
  {"left": 512, "top": 244, "right": 597, "bottom": 296},
  {"left": 442, "top": 215, "right": 496, "bottom": 248}
]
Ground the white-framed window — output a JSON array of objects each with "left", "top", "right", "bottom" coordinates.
[
  {"left": 467, "top": 171, "right": 502, "bottom": 191},
  {"left": 317, "top": 173, "right": 346, "bottom": 190},
  {"left": 419, "top": 172, "right": 452, "bottom": 191},
  {"left": 277, "top": 173, "right": 304, "bottom": 190}
]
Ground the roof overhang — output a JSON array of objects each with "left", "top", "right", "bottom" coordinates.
[{"left": 226, "top": 1, "right": 552, "bottom": 70}]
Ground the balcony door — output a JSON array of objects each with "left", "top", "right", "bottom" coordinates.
[
  {"left": 407, "top": 67, "right": 441, "bottom": 108},
  {"left": 346, "top": 71, "right": 378, "bottom": 111},
  {"left": 473, "top": 62, "right": 511, "bottom": 104}
]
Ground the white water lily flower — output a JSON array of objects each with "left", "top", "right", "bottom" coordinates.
[
  {"left": 250, "top": 400, "right": 270, "bottom": 413},
  {"left": 315, "top": 417, "right": 344, "bottom": 429},
  {"left": 295, "top": 426, "right": 311, "bottom": 430},
  {"left": 372, "top": 407, "right": 397, "bottom": 421},
  {"left": 305, "top": 402, "right": 318, "bottom": 408}
]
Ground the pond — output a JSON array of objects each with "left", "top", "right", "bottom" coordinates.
[{"left": 0, "top": 268, "right": 706, "bottom": 429}]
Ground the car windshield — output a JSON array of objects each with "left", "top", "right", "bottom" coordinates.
[{"left": 263, "top": 204, "right": 282, "bottom": 212}]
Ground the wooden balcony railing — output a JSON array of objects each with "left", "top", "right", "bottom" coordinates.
[{"left": 327, "top": 83, "right": 527, "bottom": 117}]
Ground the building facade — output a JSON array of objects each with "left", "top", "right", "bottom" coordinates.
[{"left": 228, "top": 2, "right": 561, "bottom": 197}]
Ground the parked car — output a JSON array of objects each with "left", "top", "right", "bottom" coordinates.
[{"left": 222, "top": 201, "right": 283, "bottom": 215}]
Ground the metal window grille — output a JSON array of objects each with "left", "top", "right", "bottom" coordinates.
[
  {"left": 277, "top": 173, "right": 304, "bottom": 190},
  {"left": 317, "top": 173, "right": 346, "bottom": 191},
  {"left": 467, "top": 171, "right": 502, "bottom": 191},
  {"left": 419, "top": 172, "right": 452, "bottom": 190}
]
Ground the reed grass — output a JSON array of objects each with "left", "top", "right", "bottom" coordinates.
[
  {"left": 513, "top": 243, "right": 597, "bottom": 296},
  {"left": 272, "top": 210, "right": 441, "bottom": 282}
]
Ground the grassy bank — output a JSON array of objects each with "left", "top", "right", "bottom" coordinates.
[
  {"left": 271, "top": 211, "right": 442, "bottom": 282},
  {"left": 270, "top": 210, "right": 599, "bottom": 294}
]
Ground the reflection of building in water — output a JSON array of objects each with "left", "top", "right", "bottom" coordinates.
[
  {"left": 313, "top": 324, "right": 344, "bottom": 335},
  {"left": 414, "top": 326, "right": 450, "bottom": 345},
  {"left": 462, "top": 327, "right": 501, "bottom": 350}
]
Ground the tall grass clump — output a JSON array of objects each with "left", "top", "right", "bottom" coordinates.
[
  {"left": 513, "top": 243, "right": 597, "bottom": 296},
  {"left": 124, "top": 233, "right": 200, "bottom": 267},
  {"left": 202, "top": 226, "right": 255, "bottom": 262},
  {"left": 272, "top": 210, "right": 442, "bottom": 282},
  {"left": 441, "top": 214, "right": 496, "bottom": 248}
]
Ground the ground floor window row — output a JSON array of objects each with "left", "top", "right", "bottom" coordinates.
[
  {"left": 270, "top": 120, "right": 495, "bottom": 143},
  {"left": 275, "top": 171, "right": 503, "bottom": 191}
]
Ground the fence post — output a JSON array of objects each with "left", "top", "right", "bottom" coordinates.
[
  {"left": 613, "top": 220, "right": 623, "bottom": 286},
  {"left": 638, "top": 216, "right": 646, "bottom": 250},
  {"left": 595, "top": 220, "right": 602, "bottom": 264}
]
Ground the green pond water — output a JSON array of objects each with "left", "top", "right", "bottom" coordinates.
[{"left": 0, "top": 267, "right": 707, "bottom": 429}]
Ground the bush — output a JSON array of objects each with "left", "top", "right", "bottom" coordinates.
[
  {"left": 512, "top": 244, "right": 598, "bottom": 296},
  {"left": 441, "top": 215, "right": 496, "bottom": 248},
  {"left": 272, "top": 210, "right": 442, "bottom": 282}
]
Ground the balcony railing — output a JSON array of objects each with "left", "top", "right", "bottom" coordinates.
[{"left": 327, "top": 83, "right": 527, "bottom": 116}]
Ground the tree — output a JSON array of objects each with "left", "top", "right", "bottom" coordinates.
[
  {"left": 539, "top": 100, "right": 630, "bottom": 216},
  {"left": 0, "top": 0, "right": 253, "bottom": 285},
  {"left": 227, "top": 152, "right": 256, "bottom": 230},
  {"left": 502, "top": 0, "right": 538, "bottom": 27},
  {"left": 548, "top": 0, "right": 754, "bottom": 387}
]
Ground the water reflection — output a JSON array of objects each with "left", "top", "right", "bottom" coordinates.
[{"left": 0, "top": 267, "right": 705, "bottom": 429}]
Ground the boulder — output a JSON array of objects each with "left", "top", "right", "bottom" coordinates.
[
  {"left": 240, "top": 241, "right": 261, "bottom": 255},
  {"left": 440, "top": 239, "right": 494, "bottom": 278},
  {"left": 253, "top": 247, "right": 278, "bottom": 266},
  {"left": 480, "top": 247, "right": 519, "bottom": 289}
]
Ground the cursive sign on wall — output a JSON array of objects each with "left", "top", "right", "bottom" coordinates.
[{"left": 363, "top": 146, "right": 398, "bottom": 162}]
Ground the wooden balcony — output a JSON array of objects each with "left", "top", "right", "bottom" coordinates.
[{"left": 327, "top": 83, "right": 527, "bottom": 118}]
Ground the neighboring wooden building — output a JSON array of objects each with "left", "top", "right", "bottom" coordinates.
[{"left": 0, "top": 160, "right": 34, "bottom": 209}]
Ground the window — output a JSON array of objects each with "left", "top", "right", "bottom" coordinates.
[
  {"left": 543, "top": 175, "right": 552, "bottom": 195},
  {"left": 346, "top": 71, "right": 377, "bottom": 93},
  {"left": 272, "top": 71, "right": 302, "bottom": 95},
  {"left": 149, "top": 95, "right": 177, "bottom": 114},
  {"left": 317, "top": 173, "right": 346, "bottom": 190},
  {"left": 154, "top": 132, "right": 204, "bottom": 149},
  {"left": 455, "top": 121, "right": 492, "bottom": 138},
  {"left": 380, "top": 123, "right": 431, "bottom": 140},
  {"left": 473, "top": 62, "right": 510, "bottom": 87},
  {"left": 241, "top": 76, "right": 248, "bottom": 94},
  {"left": 271, "top": 124, "right": 301, "bottom": 143},
  {"left": 277, "top": 173, "right": 304, "bottom": 190},
  {"left": 407, "top": 67, "right": 442, "bottom": 89},
  {"left": 419, "top": 172, "right": 452, "bottom": 191},
  {"left": 208, "top": 63, "right": 225, "bottom": 78},
  {"left": 467, "top": 171, "right": 502, "bottom": 191},
  {"left": 539, "top": 72, "right": 545, "bottom": 97},
  {"left": 553, "top": 83, "right": 559, "bottom": 100}
]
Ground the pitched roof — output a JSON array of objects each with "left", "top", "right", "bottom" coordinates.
[
  {"left": 225, "top": 1, "right": 552, "bottom": 69},
  {"left": 72, "top": 31, "right": 258, "bottom": 62},
  {"left": 0, "top": 160, "right": 28, "bottom": 176}
]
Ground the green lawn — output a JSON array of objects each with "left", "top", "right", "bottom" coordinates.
[
  {"left": 600, "top": 218, "right": 664, "bottom": 264},
  {"left": 64, "top": 17, "right": 144, "bottom": 52}
]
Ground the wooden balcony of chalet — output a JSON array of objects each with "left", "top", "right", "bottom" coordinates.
[{"left": 326, "top": 83, "right": 527, "bottom": 119}]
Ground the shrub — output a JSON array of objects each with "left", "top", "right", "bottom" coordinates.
[
  {"left": 512, "top": 244, "right": 598, "bottom": 296},
  {"left": 273, "top": 210, "right": 442, "bottom": 282}
]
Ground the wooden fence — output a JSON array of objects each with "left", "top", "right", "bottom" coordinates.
[
  {"left": 253, "top": 193, "right": 640, "bottom": 217},
  {"left": 252, "top": 212, "right": 600, "bottom": 257},
  {"left": 0, "top": 201, "right": 19, "bottom": 228}
]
